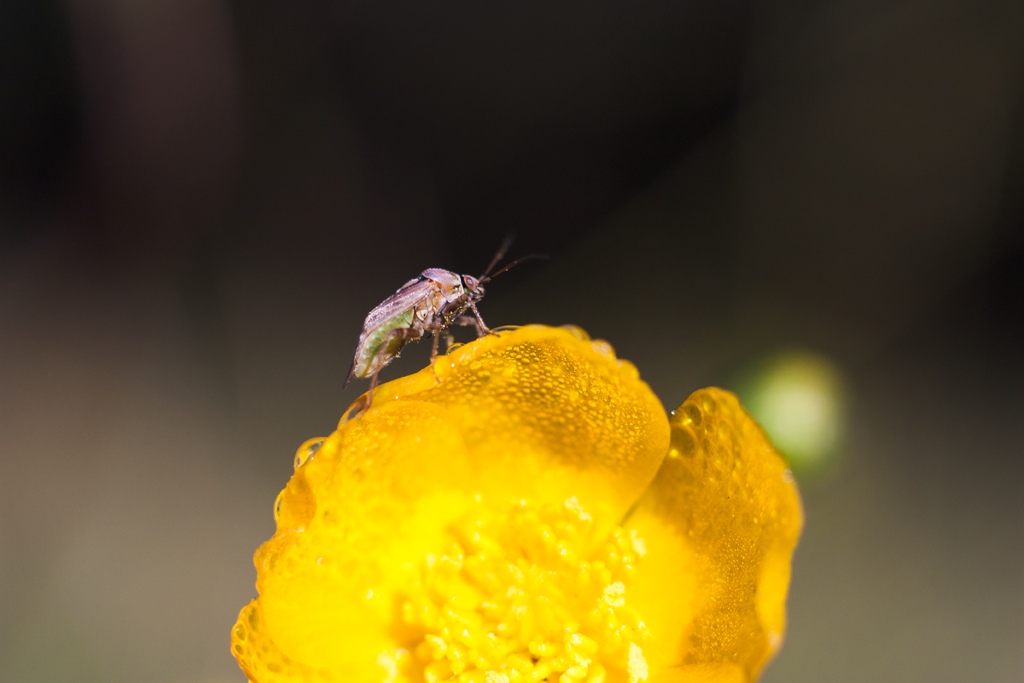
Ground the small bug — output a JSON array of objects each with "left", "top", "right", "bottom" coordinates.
[{"left": 344, "top": 237, "right": 544, "bottom": 403}]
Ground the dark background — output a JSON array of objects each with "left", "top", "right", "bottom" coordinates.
[{"left": 1, "top": 0, "right": 1022, "bottom": 681}]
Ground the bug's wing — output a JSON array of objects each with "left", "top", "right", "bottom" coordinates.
[
  {"left": 344, "top": 356, "right": 360, "bottom": 387},
  {"left": 360, "top": 277, "right": 434, "bottom": 331},
  {"left": 344, "top": 278, "right": 436, "bottom": 388}
]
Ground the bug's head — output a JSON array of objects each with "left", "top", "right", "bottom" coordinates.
[{"left": 462, "top": 274, "right": 485, "bottom": 300}]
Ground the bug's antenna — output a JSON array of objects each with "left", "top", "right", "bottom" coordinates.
[
  {"left": 480, "top": 234, "right": 516, "bottom": 279},
  {"left": 479, "top": 253, "right": 549, "bottom": 284}
]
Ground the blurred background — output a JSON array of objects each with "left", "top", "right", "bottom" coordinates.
[{"left": 1, "top": 0, "right": 1022, "bottom": 681}]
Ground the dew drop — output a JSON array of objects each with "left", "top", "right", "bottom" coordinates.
[
  {"left": 294, "top": 438, "right": 325, "bottom": 470},
  {"left": 560, "top": 325, "right": 590, "bottom": 341},
  {"left": 616, "top": 359, "right": 640, "bottom": 380},
  {"left": 669, "top": 426, "right": 697, "bottom": 458},
  {"left": 682, "top": 403, "right": 703, "bottom": 427},
  {"left": 340, "top": 396, "right": 369, "bottom": 424},
  {"left": 590, "top": 339, "right": 616, "bottom": 358},
  {"left": 490, "top": 325, "right": 520, "bottom": 335},
  {"left": 274, "top": 491, "right": 284, "bottom": 521},
  {"left": 446, "top": 342, "right": 466, "bottom": 355},
  {"left": 717, "top": 424, "right": 735, "bottom": 446}
]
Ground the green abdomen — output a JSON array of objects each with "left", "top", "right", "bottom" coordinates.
[{"left": 353, "top": 308, "right": 416, "bottom": 378}]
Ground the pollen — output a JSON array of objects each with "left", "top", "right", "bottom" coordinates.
[{"left": 400, "top": 496, "right": 650, "bottom": 683}]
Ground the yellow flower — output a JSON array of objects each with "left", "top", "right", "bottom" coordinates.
[{"left": 232, "top": 325, "right": 803, "bottom": 683}]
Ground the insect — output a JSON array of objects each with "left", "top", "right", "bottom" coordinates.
[{"left": 344, "top": 237, "right": 544, "bottom": 403}]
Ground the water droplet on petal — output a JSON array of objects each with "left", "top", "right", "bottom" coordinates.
[
  {"left": 590, "top": 339, "right": 616, "bottom": 359},
  {"left": 274, "top": 491, "right": 284, "bottom": 521},
  {"left": 682, "top": 403, "right": 703, "bottom": 427},
  {"left": 340, "top": 396, "right": 369, "bottom": 425},
  {"left": 616, "top": 359, "right": 639, "bottom": 380},
  {"left": 294, "top": 438, "right": 325, "bottom": 469},
  {"left": 560, "top": 325, "right": 590, "bottom": 341},
  {"left": 669, "top": 425, "right": 697, "bottom": 458}
]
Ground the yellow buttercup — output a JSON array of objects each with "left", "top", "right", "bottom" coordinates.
[{"left": 232, "top": 325, "right": 803, "bottom": 683}]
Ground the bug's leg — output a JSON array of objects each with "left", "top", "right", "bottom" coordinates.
[
  {"left": 429, "top": 325, "right": 456, "bottom": 364},
  {"left": 366, "top": 371, "right": 380, "bottom": 410},
  {"left": 453, "top": 315, "right": 492, "bottom": 338},
  {"left": 426, "top": 322, "right": 454, "bottom": 380},
  {"left": 383, "top": 326, "right": 422, "bottom": 349},
  {"left": 430, "top": 325, "right": 441, "bottom": 373},
  {"left": 465, "top": 299, "right": 489, "bottom": 337}
]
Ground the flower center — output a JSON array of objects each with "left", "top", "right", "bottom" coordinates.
[{"left": 396, "top": 496, "right": 650, "bottom": 683}]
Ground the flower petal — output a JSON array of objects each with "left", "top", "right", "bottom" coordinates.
[
  {"left": 625, "top": 388, "right": 803, "bottom": 682},
  {"left": 233, "top": 325, "right": 670, "bottom": 679},
  {"left": 369, "top": 325, "right": 671, "bottom": 521}
]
